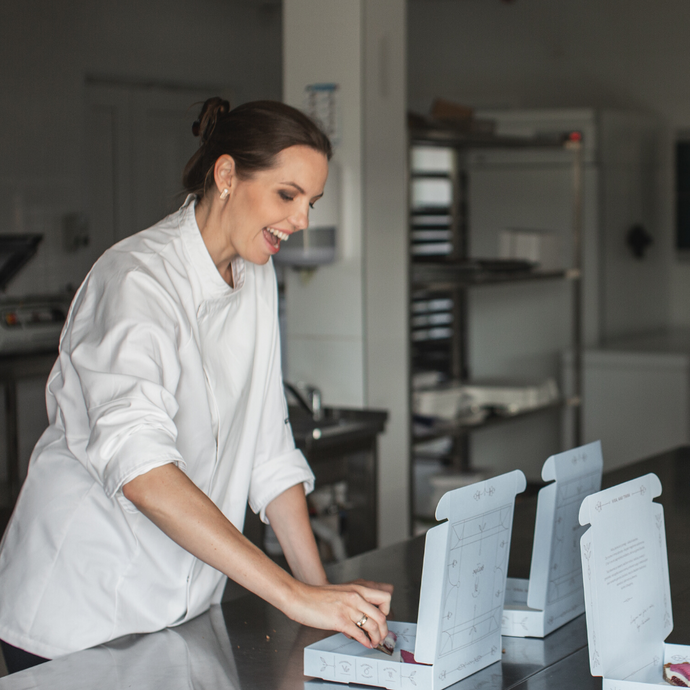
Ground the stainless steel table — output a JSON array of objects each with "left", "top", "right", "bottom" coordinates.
[{"left": 3, "top": 446, "right": 690, "bottom": 689}]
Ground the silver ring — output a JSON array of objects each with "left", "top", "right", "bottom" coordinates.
[{"left": 356, "top": 614, "right": 368, "bottom": 628}]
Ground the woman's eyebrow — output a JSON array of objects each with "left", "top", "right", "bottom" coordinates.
[
  {"left": 281, "top": 182, "right": 324, "bottom": 201},
  {"left": 280, "top": 182, "right": 305, "bottom": 194}
]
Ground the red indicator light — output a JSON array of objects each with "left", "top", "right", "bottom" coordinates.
[{"left": 569, "top": 131, "right": 583, "bottom": 142}]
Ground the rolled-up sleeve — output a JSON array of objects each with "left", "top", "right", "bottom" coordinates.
[
  {"left": 249, "top": 447, "right": 315, "bottom": 523},
  {"left": 57, "top": 267, "right": 187, "bottom": 506}
]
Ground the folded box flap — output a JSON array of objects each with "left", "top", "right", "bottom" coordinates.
[
  {"left": 579, "top": 473, "right": 661, "bottom": 528},
  {"left": 578, "top": 473, "right": 670, "bottom": 680},
  {"left": 415, "top": 470, "right": 526, "bottom": 670},
  {"left": 527, "top": 441, "right": 603, "bottom": 611},
  {"left": 541, "top": 439, "right": 603, "bottom": 484}
]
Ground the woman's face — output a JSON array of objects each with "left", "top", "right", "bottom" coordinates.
[{"left": 222, "top": 145, "right": 329, "bottom": 265}]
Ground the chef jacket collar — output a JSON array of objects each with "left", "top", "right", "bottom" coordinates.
[{"left": 179, "top": 195, "right": 246, "bottom": 300}]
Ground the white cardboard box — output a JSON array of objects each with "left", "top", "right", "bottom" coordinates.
[
  {"left": 304, "top": 470, "right": 527, "bottom": 690},
  {"left": 498, "top": 228, "right": 561, "bottom": 271},
  {"left": 502, "top": 441, "right": 603, "bottom": 638},
  {"left": 579, "top": 473, "right": 690, "bottom": 687}
]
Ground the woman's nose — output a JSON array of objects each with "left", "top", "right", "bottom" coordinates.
[{"left": 289, "top": 206, "right": 310, "bottom": 231}]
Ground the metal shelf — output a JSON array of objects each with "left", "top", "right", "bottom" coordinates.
[
  {"left": 412, "top": 397, "right": 580, "bottom": 444},
  {"left": 407, "top": 118, "right": 585, "bottom": 535},
  {"left": 412, "top": 265, "right": 581, "bottom": 290},
  {"left": 410, "top": 171, "right": 452, "bottom": 180},
  {"left": 409, "top": 124, "right": 578, "bottom": 151}
]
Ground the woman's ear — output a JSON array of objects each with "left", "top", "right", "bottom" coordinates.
[{"left": 213, "top": 154, "right": 237, "bottom": 196}]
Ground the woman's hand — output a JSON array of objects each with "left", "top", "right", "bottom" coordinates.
[
  {"left": 348, "top": 578, "right": 395, "bottom": 599},
  {"left": 264, "top": 486, "right": 393, "bottom": 648},
  {"left": 285, "top": 580, "right": 392, "bottom": 649},
  {"left": 124, "top": 466, "right": 393, "bottom": 649}
]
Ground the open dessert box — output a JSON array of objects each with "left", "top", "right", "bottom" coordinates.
[
  {"left": 502, "top": 441, "right": 603, "bottom": 638},
  {"left": 304, "top": 470, "right": 527, "bottom": 690},
  {"left": 579, "top": 473, "right": 690, "bottom": 688}
]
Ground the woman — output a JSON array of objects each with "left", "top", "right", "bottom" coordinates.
[{"left": 0, "top": 98, "right": 392, "bottom": 674}]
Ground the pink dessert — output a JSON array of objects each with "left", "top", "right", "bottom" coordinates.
[
  {"left": 664, "top": 662, "right": 690, "bottom": 686},
  {"left": 376, "top": 631, "right": 397, "bottom": 656}
]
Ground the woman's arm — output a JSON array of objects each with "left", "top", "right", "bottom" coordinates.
[
  {"left": 122, "top": 463, "right": 391, "bottom": 648},
  {"left": 264, "top": 483, "right": 328, "bottom": 586}
]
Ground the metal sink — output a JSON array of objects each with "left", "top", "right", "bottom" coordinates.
[
  {"left": 288, "top": 406, "right": 387, "bottom": 444},
  {"left": 287, "top": 405, "right": 388, "bottom": 556}
]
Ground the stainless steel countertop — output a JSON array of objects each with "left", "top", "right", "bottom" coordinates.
[{"left": 3, "top": 446, "right": 690, "bottom": 689}]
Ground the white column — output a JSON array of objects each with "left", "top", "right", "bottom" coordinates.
[
  {"left": 283, "top": 0, "right": 409, "bottom": 544},
  {"left": 283, "top": 0, "right": 365, "bottom": 406}
]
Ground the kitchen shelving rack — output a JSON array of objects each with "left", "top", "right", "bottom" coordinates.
[{"left": 408, "top": 119, "right": 584, "bottom": 528}]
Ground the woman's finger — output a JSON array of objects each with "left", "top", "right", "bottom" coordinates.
[
  {"left": 350, "top": 583, "right": 391, "bottom": 606},
  {"left": 348, "top": 613, "right": 375, "bottom": 648},
  {"left": 351, "top": 600, "right": 388, "bottom": 648},
  {"left": 350, "top": 582, "right": 392, "bottom": 617},
  {"left": 376, "top": 597, "right": 391, "bottom": 617}
]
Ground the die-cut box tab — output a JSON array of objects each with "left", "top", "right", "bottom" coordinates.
[
  {"left": 579, "top": 473, "right": 690, "bottom": 688},
  {"left": 502, "top": 441, "right": 603, "bottom": 638}
]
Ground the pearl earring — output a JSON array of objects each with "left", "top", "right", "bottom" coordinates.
[{"left": 220, "top": 188, "right": 229, "bottom": 200}]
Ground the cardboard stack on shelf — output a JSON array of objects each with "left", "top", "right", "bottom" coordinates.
[
  {"left": 412, "top": 377, "right": 560, "bottom": 423},
  {"left": 428, "top": 98, "right": 496, "bottom": 135},
  {"left": 498, "top": 228, "right": 562, "bottom": 271}
]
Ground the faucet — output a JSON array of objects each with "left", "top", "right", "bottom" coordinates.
[
  {"left": 308, "top": 385, "right": 323, "bottom": 421},
  {"left": 283, "top": 381, "right": 323, "bottom": 421}
]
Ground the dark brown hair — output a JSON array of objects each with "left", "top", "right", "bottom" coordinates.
[{"left": 182, "top": 98, "right": 333, "bottom": 200}]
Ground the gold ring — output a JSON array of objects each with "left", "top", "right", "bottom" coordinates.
[{"left": 356, "top": 614, "right": 368, "bottom": 628}]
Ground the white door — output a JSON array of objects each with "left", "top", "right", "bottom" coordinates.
[{"left": 85, "top": 82, "right": 231, "bottom": 253}]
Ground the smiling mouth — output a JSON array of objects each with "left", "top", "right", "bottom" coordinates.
[{"left": 264, "top": 227, "right": 290, "bottom": 249}]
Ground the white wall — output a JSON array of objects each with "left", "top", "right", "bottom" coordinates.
[
  {"left": 283, "top": 2, "right": 366, "bottom": 406},
  {"left": 362, "top": 1, "right": 410, "bottom": 548},
  {"left": 283, "top": 0, "right": 409, "bottom": 546},
  {"left": 407, "top": 0, "right": 690, "bottom": 329}
]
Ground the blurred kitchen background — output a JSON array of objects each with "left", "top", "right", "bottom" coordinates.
[{"left": 1, "top": 0, "right": 690, "bottom": 555}]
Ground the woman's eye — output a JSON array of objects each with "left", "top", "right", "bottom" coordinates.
[{"left": 279, "top": 191, "right": 294, "bottom": 202}]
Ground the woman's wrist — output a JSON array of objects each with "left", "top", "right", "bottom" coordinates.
[
  {"left": 290, "top": 558, "right": 329, "bottom": 587},
  {"left": 275, "top": 575, "right": 312, "bottom": 620}
]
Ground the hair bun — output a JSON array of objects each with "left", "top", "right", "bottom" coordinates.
[
  {"left": 182, "top": 99, "right": 332, "bottom": 202},
  {"left": 192, "top": 97, "right": 231, "bottom": 144}
]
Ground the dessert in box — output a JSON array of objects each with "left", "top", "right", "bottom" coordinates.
[
  {"left": 502, "top": 441, "right": 603, "bottom": 638},
  {"left": 579, "top": 473, "right": 690, "bottom": 688},
  {"left": 304, "top": 470, "right": 527, "bottom": 690}
]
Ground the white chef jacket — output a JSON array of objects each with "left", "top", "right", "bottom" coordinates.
[{"left": 0, "top": 197, "right": 315, "bottom": 659}]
